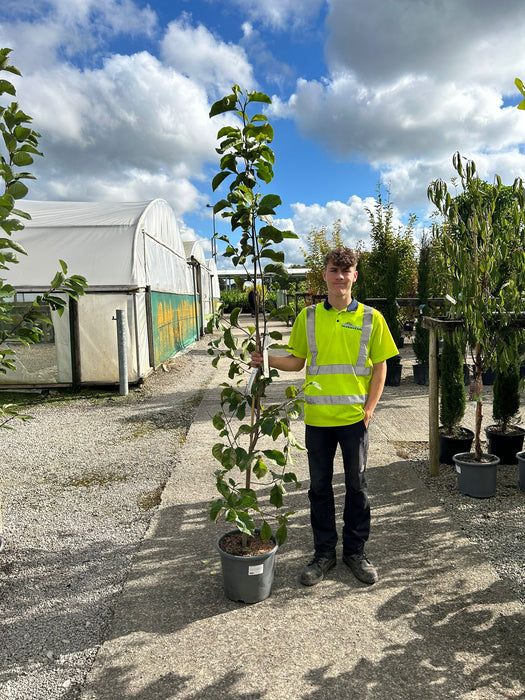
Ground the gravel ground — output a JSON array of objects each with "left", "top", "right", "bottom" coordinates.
[
  {"left": 0, "top": 335, "right": 216, "bottom": 700},
  {"left": 0, "top": 329, "right": 524, "bottom": 699}
]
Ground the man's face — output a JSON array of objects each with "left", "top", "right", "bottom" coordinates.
[{"left": 322, "top": 264, "right": 358, "bottom": 296}]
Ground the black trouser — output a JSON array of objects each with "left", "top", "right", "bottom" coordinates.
[{"left": 305, "top": 422, "right": 370, "bottom": 556}]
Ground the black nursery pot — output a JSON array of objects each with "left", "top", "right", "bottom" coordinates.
[
  {"left": 439, "top": 428, "right": 475, "bottom": 465},
  {"left": 485, "top": 426, "right": 525, "bottom": 465},
  {"left": 385, "top": 363, "right": 402, "bottom": 387},
  {"left": 412, "top": 364, "right": 429, "bottom": 386}
]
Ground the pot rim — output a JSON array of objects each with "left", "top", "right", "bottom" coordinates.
[
  {"left": 439, "top": 426, "right": 474, "bottom": 439},
  {"left": 485, "top": 424, "right": 525, "bottom": 436},
  {"left": 452, "top": 452, "right": 500, "bottom": 465}
]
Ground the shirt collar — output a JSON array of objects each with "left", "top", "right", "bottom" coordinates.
[{"left": 324, "top": 298, "right": 358, "bottom": 312}]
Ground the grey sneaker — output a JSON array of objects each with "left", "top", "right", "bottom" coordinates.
[
  {"left": 343, "top": 552, "right": 378, "bottom": 584},
  {"left": 300, "top": 553, "right": 336, "bottom": 586}
]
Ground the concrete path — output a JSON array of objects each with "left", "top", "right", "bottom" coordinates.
[{"left": 80, "top": 319, "right": 525, "bottom": 700}]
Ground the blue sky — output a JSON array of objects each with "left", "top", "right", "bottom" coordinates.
[{"left": 2, "top": 0, "right": 525, "bottom": 267}]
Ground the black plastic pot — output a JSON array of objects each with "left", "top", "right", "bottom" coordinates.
[
  {"left": 439, "top": 428, "right": 474, "bottom": 465},
  {"left": 481, "top": 368, "right": 496, "bottom": 385},
  {"left": 217, "top": 530, "right": 278, "bottom": 604},
  {"left": 485, "top": 425, "right": 525, "bottom": 465},
  {"left": 412, "top": 364, "right": 429, "bottom": 386},
  {"left": 385, "top": 363, "right": 402, "bottom": 387},
  {"left": 517, "top": 451, "right": 525, "bottom": 491},
  {"left": 453, "top": 452, "right": 500, "bottom": 498}
]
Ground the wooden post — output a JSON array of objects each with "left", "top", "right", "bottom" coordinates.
[{"left": 428, "top": 327, "right": 440, "bottom": 476}]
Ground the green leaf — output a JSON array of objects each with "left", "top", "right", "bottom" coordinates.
[
  {"left": 229, "top": 307, "right": 241, "bottom": 327},
  {"left": 259, "top": 194, "right": 281, "bottom": 210},
  {"left": 212, "top": 413, "right": 226, "bottom": 431},
  {"left": 209, "top": 94, "right": 237, "bottom": 117},
  {"left": 212, "top": 443, "right": 223, "bottom": 461},
  {"left": 247, "top": 91, "right": 272, "bottom": 105},
  {"left": 260, "top": 249, "right": 285, "bottom": 263},
  {"left": 7, "top": 181, "right": 28, "bottom": 200},
  {"left": 209, "top": 499, "right": 225, "bottom": 521},
  {"left": 260, "top": 520, "right": 272, "bottom": 541},
  {"left": 0, "top": 79, "right": 16, "bottom": 96},
  {"left": 253, "top": 457, "right": 267, "bottom": 479},
  {"left": 211, "top": 171, "right": 231, "bottom": 191},
  {"left": 263, "top": 449, "right": 286, "bottom": 466},
  {"left": 12, "top": 151, "right": 33, "bottom": 166},
  {"left": 270, "top": 483, "right": 284, "bottom": 508},
  {"left": 275, "top": 523, "right": 287, "bottom": 545},
  {"left": 223, "top": 327, "right": 237, "bottom": 350}
]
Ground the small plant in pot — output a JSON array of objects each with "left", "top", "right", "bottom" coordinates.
[
  {"left": 485, "top": 347, "right": 524, "bottom": 464},
  {"left": 428, "top": 152, "right": 525, "bottom": 497},
  {"left": 206, "top": 86, "right": 303, "bottom": 603},
  {"left": 438, "top": 330, "right": 473, "bottom": 464}
]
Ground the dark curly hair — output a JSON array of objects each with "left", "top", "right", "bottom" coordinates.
[{"left": 324, "top": 246, "right": 360, "bottom": 269}]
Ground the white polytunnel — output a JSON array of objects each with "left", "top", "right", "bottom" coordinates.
[{"left": 0, "top": 199, "right": 208, "bottom": 388}]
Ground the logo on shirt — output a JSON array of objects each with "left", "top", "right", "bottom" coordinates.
[{"left": 341, "top": 323, "right": 362, "bottom": 330}]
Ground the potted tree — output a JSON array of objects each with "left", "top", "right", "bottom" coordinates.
[
  {"left": 428, "top": 152, "right": 525, "bottom": 497},
  {"left": 485, "top": 346, "right": 524, "bottom": 464},
  {"left": 438, "top": 330, "right": 473, "bottom": 464},
  {"left": 412, "top": 233, "right": 432, "bottom": 385},
  {"left": 206, "top": 86, "right": 304, "bottom": 603}
]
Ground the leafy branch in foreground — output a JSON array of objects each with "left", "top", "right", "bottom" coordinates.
[{"left": 0, "top": 47, "right": 88, "bottom": 424}]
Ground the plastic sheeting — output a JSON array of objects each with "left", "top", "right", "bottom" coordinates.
[{"left": 5, "top": 199, "right": 193, "bottom": 293}]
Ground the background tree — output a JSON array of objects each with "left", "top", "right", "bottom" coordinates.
[
  {"left": 301, "top": 220, "right": 344, "bottom": 295},
  {"left": 0, "top": 48, "right": 87, "bottom": 428},
  {"left": 362, "top": 184, "right": 417, "bottom": 298},
  {"left": 361, "top": 184, "right": 416, "bottom": 347},
  {"left": 440, "top": 331, "right": 467, "bottom": 435},
  {"left": 412, "top": 231, "right": 435, "bottom": 364}
]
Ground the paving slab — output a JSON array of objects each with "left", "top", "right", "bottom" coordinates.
[{"left": 80, "top": 319, "right": 525, "bottom": 700}]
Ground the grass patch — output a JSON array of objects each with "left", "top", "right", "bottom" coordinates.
[
  {"left": 65, "top": 470, "right": 129, "bottom": 488},
  {"left": 138, "top": 484, "right": 165, "bottom": 510}
]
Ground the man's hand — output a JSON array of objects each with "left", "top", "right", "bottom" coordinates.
[{"left": 250, "top": 351, "right": 264, "bottom": 368}]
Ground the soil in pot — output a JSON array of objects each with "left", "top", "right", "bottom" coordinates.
[
  {"left": 219, "top": 531, "right": 275, "bottom": 556},
  {"left": 485, "top": 425, "right": 525, "bottom": 465},
  {"left": 439, "top": 427, "right": 474, "bottom": 465}
]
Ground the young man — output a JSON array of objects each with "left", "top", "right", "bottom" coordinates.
[{"left": 251, "top": 246, "right": 398, "bottom": 586}]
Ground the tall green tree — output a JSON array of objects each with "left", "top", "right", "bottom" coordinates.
[
  {"left": 207, "top": 86, "right": 303, "bottom": 547},
  {"left": 412, "top": 232, "right": 435, "bottom": 364},
  {"left": 361, "top": 184, "right": 416, "bottom": 346},
  {"left": 428, "top": 152, "right": 525, "bottom": 460},
  {"left": 301, "top": 220, "right": 344, "bottom": 295},
  {"left": 0, "top": 48, "right": 87, "bottom": 428}
]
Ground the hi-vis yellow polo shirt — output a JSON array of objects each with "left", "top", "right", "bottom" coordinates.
[{"left": 287, "top": 299, "right": 398, "bottom": 427}]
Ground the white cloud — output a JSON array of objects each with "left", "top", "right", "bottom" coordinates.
[
  {"left": 228, "top": 0, "right": 325, "bottom": 30},
  {"left": 326, "top": 0, "right": 525, "bottom": 91},
  {"left": 268, "top": 194, "right": 396, "bottom": 266},
  {"left": 275, "top": 0, "right": 525, "bottom": 212},
  {"left": 1, "top": 0, "right": 157, "bottom": 71},
  {"left": 6, "top": 23, "right": 239, "bottom": 214},
  {"left": 161, "top": 16, "right": 255, "bottom": 97}
]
